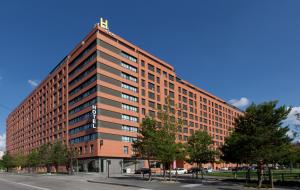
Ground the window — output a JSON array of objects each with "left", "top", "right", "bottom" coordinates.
[
  {"left": 120, "top": 62, "right": 137, "bottom": 72},
  {"left": 183, "top": 127, "right": 188, "bottom": 133},
  {"left": 69, "top": 75, "right": 97, "bottom": 96},
  {"left": 149, "top": 110, "right": 155, "bottom": 117},
  {"left": 156, "top": 77, "right": 160, "bottom": 83},
  {"left": 122, "top": 136, "right": 137, "bottom": 142},
  {"left": 69, "top": 63, "right": 97, "bottom": 87},
  {"left": 70, "top": 133, "right": 100, "bottom": 144},
  {"left": 121, "top": 83, "right": 138, "bottom": 92},
  {"left": 123, "top": 146, "right": 129, "bottom": 154},
  {"left": 121, "top": 72, "right": 137, "bottom": 82},
  {"left": 69, "top": 123, "right": 93, "bottom": 135},
  {"left": 69, "top": 40, "right": 97, "bottom": 67},
  {"left": 122, "top": 114, "right": 138, "bottom": 122},
  {"left": 148, "top": 73, "right": 155, "bottom": 81},
  {"left": 156, "top": 68, "right": 161, "bottom": 74},
  {"left": 141, "top": 80, "right": 145, "bottom": 87},
  {"left": 141, "top": 60, "right": 145, "bottom": 67},
  {"left": 148, "top": 92, "right": 155, "bottom": 100},
  {"left": 69, "top": 86, "right": 97, "bottom": 105},
  {"left": 148, "top": 64, "right": 155, "bottom": 72},
  {"left": 148, "top": 82, "right": 155, "bottom": 90},
  {"left": 69, "top": 52, "right": 97, "bottom": 77},
  {"left": 122, "top": 104, "right": 138, "bottom": 112},
  {"left": 122, "top": 125, "right": 138, "bottom": 132},
  {"left": 169, "top": 75, "right": 174, "bottom": 81},
  {"left": 69, "top": 112, "right": 92, "bottom": 125},
  {"left": 149, "top": 101, "right": 155, "bottom": 108},
  {"left": 69, "top": 98, "right": 97, "bottom": 115},
  {"left": 90, "top": 144, "right": 94, "bottom": 153},
  {"left": 121, "top": 93, "right": 138, "bottom": 102},
  {"left": 120, "top": 51, "right": 137, "bottom": 62},
  {"left": 169, "top": 82, "right": 174, "bottom": 89},
  {"left": 169, "top": 91, "right": 174, "bottom": 98},
  {"left": 163, "top": 71, "right": 167, "bottom": 77}
]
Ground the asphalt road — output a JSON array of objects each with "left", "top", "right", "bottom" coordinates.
[
  {"left": 0, "top": 173, "right": 297, "bottom": 190},
  {"left": 0, "top": 173, "right": 134, "bottom": 190}
]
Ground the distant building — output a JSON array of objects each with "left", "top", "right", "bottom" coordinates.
[
  {"left": 0, "top": 151, "right": 4, "bottom": 159},
  {"left": 6, "top": 18, "right": 242, "bottom": 173}
]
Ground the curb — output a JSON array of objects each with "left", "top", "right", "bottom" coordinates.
[{"left": 87, "top": 180, "right": 142, "bottom": 188}]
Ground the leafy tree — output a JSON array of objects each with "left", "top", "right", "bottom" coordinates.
[
  {"left": 27, "top": 150, "right": 40, "bottom": 173},
  {"left": 66, "top": 145, "right": 79, "bottom": 174},
  {"left": 221, "top": 101, "right": 291, "bottom": 188},
  {"left": 1, "top": 153, "right": 13, "bottom": 171},
  {"left": 279, "top": 143, "right": 300, "bottom": 169},
  {"left": 50, "top": 141, "right": 68, "bottom": 173},
  {"left": 12, "top": 153, "right": 27, "bottom": 170},
  {"left": 174, "top": 142, "right": 186, "bottom": 181},
  {"left": 133, "top": 117, "right": 158, "bottom": 181},
  {"left": 156, "top": 98, "right": 181, "bottom": 181},
  {"left": 186, "top": 130, "right": 216, "bottom": 179},
  {"left": 38, "top": 143, "right": 53, "bottom": 173}
]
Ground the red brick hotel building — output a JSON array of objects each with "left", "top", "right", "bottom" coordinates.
[{"left": 6, "top": 18, "right": 242, "bottom": 173}]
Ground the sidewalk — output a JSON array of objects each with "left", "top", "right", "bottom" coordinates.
[
  {"left": 86, "top": 174, "right": 300, "bottom": 190},
  {"left": 87, "top": 174, "right": 224, "bottom": 188}
]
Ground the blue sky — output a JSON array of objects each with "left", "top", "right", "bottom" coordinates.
[{"left": 0, "top": 0, "right": 300, "bottom": 150}]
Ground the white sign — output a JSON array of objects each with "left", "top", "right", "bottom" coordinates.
[
  {"left": 100, "top": 18, "right": 109, "bottom": 30},
  {"left": 92, "top": 105, "right": 97, "bottom": 128}
]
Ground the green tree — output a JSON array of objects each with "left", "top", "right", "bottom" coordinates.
[
  {"left": 50, "top": 142, "right": 68, "bottom": 173},
  {"left": 133, "top": 117, "right": 158, "bottom": 181},
  {"left": 66, "top": 145, "right": 79, "bottom": 174},
  {"left": 12, "top": 153, "right": 27, "bottom": 170},
  {"left": 174, "top": 142, "right": 186, "bottom": 181},
  {"left": 186, "top": 130, "right": 216, "bottom": 179},
  {"left": 38, "top": 143, "right": 53, "bottom": 173},
  {"left": 27, "top": 150, "right": 40, "bottom": 173},
  {"left": 156, "top": 98, "right": 181, "bottom": 181},
  {"left": 222, "top": 101, "right": 291, "bottom": 188},
  {"left": 221, "top": 132, "right": 251, "bottom": 181},
  {"left": 1, "top": 153, "right": 13, "bottom": 171},
  {"left": 279, "top": 143, "right": 300, "bottom": 169}
]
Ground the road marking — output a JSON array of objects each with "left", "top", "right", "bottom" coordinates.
[
  {"left": 0, "top": 178, "right": 51, "bottom": 190},
  {"left": 181, "top": 184, "right": 202, "bottom": 188},
  {"left": 138, "top": 189, "right": 152, "bottom": 190}
]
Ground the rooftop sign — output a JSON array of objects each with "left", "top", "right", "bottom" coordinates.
[{"left": 100, "top": 18, "right": 109, "bottom": 30}]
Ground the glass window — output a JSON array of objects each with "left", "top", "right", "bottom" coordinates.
[
  {"left": 148, "top": 64, "right": 155, "bottom": 72},
  {"left": 123, "top": 146, "right": 129, "bottom": 154}
]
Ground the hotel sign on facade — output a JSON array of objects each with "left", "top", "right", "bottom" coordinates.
[{"left": 92, "top": 105, "right": 97, "bottom": 128}]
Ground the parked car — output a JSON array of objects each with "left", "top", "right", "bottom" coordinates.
[
  {"left": 167, "top": 168, "right": 188, "bottom": 174},
  {"left": 220, "top": 167, "right": 229, "bottom": 171},
  {"left": 187, "top": 167, "right": 201, "bottom": 174},
  {"left": 135, "top": 168, "right": 150, "bottom": 174},
  {"left": 203, "top": 168, "right": 213, "bottom": 173}
]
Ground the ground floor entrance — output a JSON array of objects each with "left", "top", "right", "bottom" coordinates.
[{"left": 75, "top": 157, "right": 145, "bottom": 174}]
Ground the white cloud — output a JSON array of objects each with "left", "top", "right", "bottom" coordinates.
[
  {"left": 285, "top": 107, "right": 300, "bottom": 126},
  {"left": 284, "top": 107, "right": 300, "bottom": 142},
  {"left": 28, "top": 79, "right": 39, "bottom": 87},
  {"left": 0, "top": 133, "right": 6, "bottom": 152},
  {"left": 228, "top": 97, "right": 250, "bottom": 108}
]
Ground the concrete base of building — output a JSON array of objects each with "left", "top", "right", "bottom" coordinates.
[{"left": 76, "top": 157, "right": 145, "bottom": 174}]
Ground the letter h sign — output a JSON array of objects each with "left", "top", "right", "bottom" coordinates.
[{"left": 100, "top": 18, "right": 109, "bottom": 30}]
